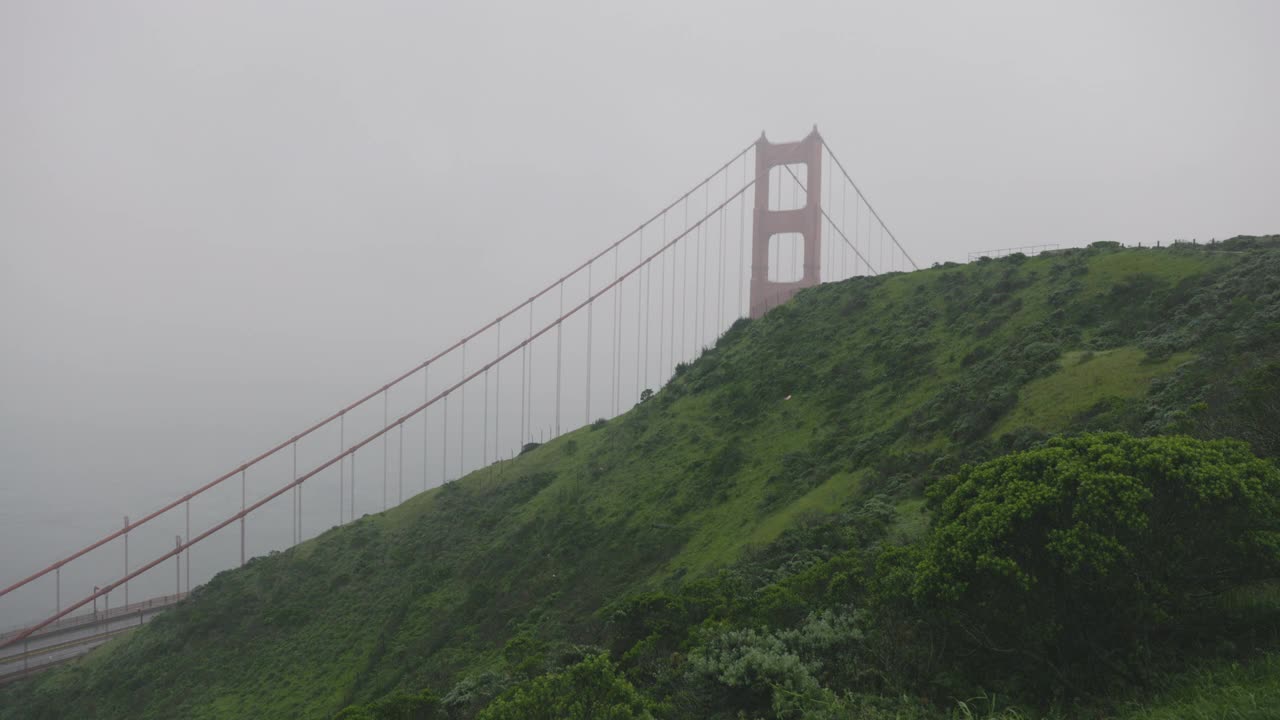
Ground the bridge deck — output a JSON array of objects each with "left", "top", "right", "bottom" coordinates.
[{"left": 0, "top": 593, "right": 186, "bottom": 684}]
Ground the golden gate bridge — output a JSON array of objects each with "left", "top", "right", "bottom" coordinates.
[{"left": 0, "top": 127, "right": 916, "bottom": 679}]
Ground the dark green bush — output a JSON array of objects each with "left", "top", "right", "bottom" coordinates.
[
  {"left": 476, "top": 654, "right": 656, "bottom": 720},
  {"left": 907, "top": 433, "right": 1280, "bottom": 695}
]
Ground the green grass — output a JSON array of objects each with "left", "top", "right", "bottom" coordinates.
[
  {"left": 1080, "top": 246, "right": 1234, "bottom": 295},
  {"left": 890, "top": 496, "right": 929, "bottom": 542},
  {"left": 1116, "top": 654, "right": 1280, "bottom": 719},
  {"left": 994, "top": 348, "right": 1194, "bottom": 435},
  {"left": 4, "top": 239, "right": 1279, "bottom": 720},
  {"left": 933, "top": 654, "right": 1280, "bottom": 719}
]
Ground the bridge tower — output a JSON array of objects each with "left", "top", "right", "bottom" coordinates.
[{"left": 749, "top": 127, "right": 823, "bottom": 318}]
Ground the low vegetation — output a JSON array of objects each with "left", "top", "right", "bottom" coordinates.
[{"left": 3, "top": 236, "right": 1279, "bottom": 719}]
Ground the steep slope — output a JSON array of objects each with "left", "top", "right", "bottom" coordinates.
[{"left": 3, "top": 237, "right": 1279, "bottom": 719}]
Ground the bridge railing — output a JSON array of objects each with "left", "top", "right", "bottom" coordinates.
[{"left": 0, "top": 593, "right": 188, "bottom": 643}]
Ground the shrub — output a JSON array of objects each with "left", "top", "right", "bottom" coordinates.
[
  {"left": 910, "top": 432, "right": 1280, "bottom": 694},
  {"left": 442, "top": 671, "right": 509, "bottom": 718},
  {"left": 477, "top": 655, "right": 656, "bottom": 720},
  {"left": 686, "top": 609, "right": 869, "bottom": 718}
]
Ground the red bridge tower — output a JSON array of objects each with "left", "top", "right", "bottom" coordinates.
[{"left": 749, "top": 127, "right": 823, "bottom": 318}]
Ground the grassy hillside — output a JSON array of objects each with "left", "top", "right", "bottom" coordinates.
[{"left": 3, "top": 237, "right": 1279, "bottom": 719}]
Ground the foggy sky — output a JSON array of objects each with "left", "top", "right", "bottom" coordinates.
[{"left": 1, "top": 1, "right": 1278, "bottom": 627}]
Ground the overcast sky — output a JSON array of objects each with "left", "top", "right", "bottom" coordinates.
[{"left": 1, "top": 0, "right": 1277, "bottom": 626}]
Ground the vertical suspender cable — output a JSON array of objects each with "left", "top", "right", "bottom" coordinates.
[
  {"left": 609, "top": 251, "right": 616, "bottom": 417},
  {"left": 495, "top": 324, "right": 501, "bottom": 463},
  {"left": 840, "top": 155, "right": 848, "bottom": 279},
  {"left": 483, "top": 369, "right": 489, "bottom": 466},
  {"left": 867, "top": 194, "right": 873, "bottom": 275},
  {"left": 670, "top": 223, "right": 678, "bottom": 373},
  {"left": 351, "top": 422, "right": 356, "bottom": 514},
  {"left": 704, "top": 186, "right": 711, "bottom": 339},
  {"left": 297, "top": 444, "right": 302, "bottom": 540},
  {"left": 854, "top": 176, "right": 861, "bottom": 277},
  {"left": 704, "top": 185, "right": 710, "bottom": 342},
  {"left": 694, "top": 190, "right": 702, "bottom": 349},
  {"left": 239, "top": 469, "right": 246, "bottom": 566},
  {"left": 520, "top": 318, "right": 527, "bottom": 447},
  {"left": 616, "top": 245, "right": 622, "bottom": 415},
  {"left": 527, "top": 303, "right": 532, "bottom": 440},
  {"left": 719, "top": 169, "right": 727, "bottom": 336},
  {"left": 460, "top": 343, "right": 466, "bottom": 478},
  {"left": 740, "top": 153, "right": 747, "bottom": 317},
  {"left": 123, "top": 516, "right": 129, "bottom": 608},
  {"left": 340, "top": 412, "right": 346, "bottom": 522},
  {"left": 442, "top": 395, "right": 448, "bottom": 484},
  {"left": 382, "top": 388, "right": 389, "bottom": 511},
  {"left": 616, "top": 249, "right": 624, "bottom": 412},
  {"left": 691, "top": 199, "right": 701, "bottom": 345},
  {"left": 657, "top": 212, "right": 666, "bottom": 384},
  {"left": 643, "top": 228, "right": 651, "bottom": 390},
  {"left": 185, "top": 500, "right": 190, "bottom": 594},
  {"left": 430, "top": 366, "right": 435, "bottom": 489},
  {"left": 636, "top": 229, "right": 643, "bottom": 400},
  {"left": 554, "top": 284, "right": 562, "bottom": 437},
  {"left": 825, "top": 148, "right": 833, "bottom": 281},
  {"left": 614, "top": 262, "right": 623, "bottom": 412},
  {"left": 398, "top": 423, "right": 404, "bottom": 505},
  {"left": 585, "top": 263, "right": 593, "bottom": 424},
  {"left": 617, "top": 247, "right": 624, "bottom": 412},
  {"left": 702, "top": 182, "right": 710, "bottom": 346},
  {"left": 528, "top": 302, "right": 534, "bottom": 443},
  {"left": 681, "top": 198, "right": 688, "bottom": 362}
]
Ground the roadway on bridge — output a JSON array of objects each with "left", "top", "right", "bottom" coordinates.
[
  {"left": 0, "top": 625, "right": 140, "bottom": 684},
  {"left": 0, "top": 595, "right": 185, "bottom": 684}
]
